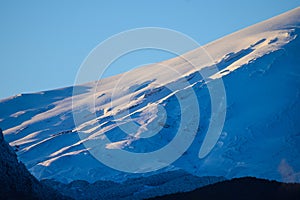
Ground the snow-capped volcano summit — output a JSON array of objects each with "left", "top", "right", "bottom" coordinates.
[{"left": 1, "top": 7, "right": 300, "bottom": 184}]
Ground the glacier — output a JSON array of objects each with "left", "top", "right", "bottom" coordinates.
[{"left": 0, "top": 7, "right": 300, "bottom": 184}]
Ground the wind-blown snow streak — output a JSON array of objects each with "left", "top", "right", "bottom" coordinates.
[{"left": 0, "top": 7, "right": 300, "bottom": 183}]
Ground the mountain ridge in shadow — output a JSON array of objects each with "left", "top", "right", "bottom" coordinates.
[{"left": 0, "top": 128, "right": 70, "bottom": 200}]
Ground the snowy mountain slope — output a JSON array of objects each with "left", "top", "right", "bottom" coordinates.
[{"left": 1, "top": 7, "right": 300, "bottom": 183}]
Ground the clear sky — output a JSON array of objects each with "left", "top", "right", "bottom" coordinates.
[{"left": 0, "top": 1, "right": 299, "bottom": 99}]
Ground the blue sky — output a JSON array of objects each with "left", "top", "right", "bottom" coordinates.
[{"left": 0, "top": 1, "right": 299, "bottom": 99}]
